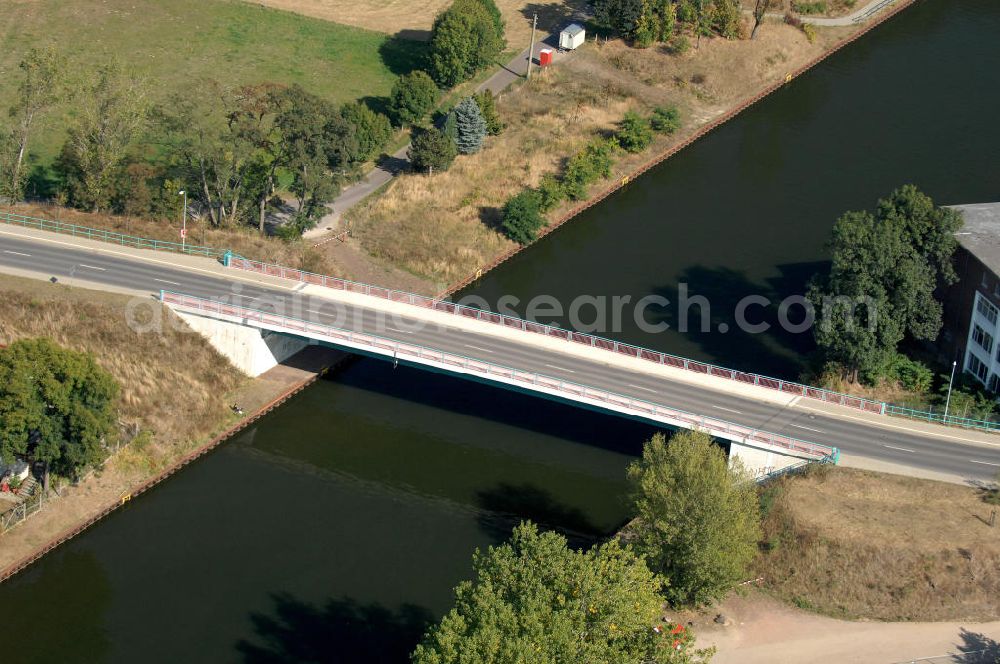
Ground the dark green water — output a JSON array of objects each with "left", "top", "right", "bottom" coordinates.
[{"left": 2, "top": 0, "right": 999, "bottom": 661}]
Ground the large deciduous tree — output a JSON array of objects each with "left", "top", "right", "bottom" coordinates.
[
  {"left": 388, "top": 71, "right": 439, "bottom": 127},
  {"left": 809, "top": 185, "right": 962, "bottom": 382},
  {"left": 428, "top": 0, "right": 506, "bottom": 87},
  {"left": 340, "top": 101, "right": 393, "bottom": 162},
  {"left": 628, "top": 431, "right": 761, "bottom": 607},
  {"left": 408, "top": 126, "right": 457, "bottom": 174},
  {"left": 411, "top": 521, "right": 713, "bottom": 664},
  {"left": 0, "top": 47, "right": 64, "bottom": 203},
  {"left": 0, "top": 339, "right": 119, "bottom": 491}
]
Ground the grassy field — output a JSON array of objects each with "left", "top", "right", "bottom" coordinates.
[
  {"left": 756, "top": 466, "right": 1000, "bottom": 621},
  {"left": 1, "top": 0, "right": 425, "bottom": 160}
]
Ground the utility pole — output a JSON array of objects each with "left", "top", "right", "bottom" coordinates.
[
  {"left": 526, "top": 13, "right": 538, "bottom": 80},
  {"left": 943, "top": 359, "right": 958, "bottom": 421}
]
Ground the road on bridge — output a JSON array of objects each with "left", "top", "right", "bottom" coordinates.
[{"left": 2, "top": 229, "right": 1000, "bottom": 483}]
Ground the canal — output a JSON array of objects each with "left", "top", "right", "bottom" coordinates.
[{"left": 1, "top": 0, "right": 998, "bottom": 661}]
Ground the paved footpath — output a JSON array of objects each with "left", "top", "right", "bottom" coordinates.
[{"left": 305, "top": 33, "right": 563, "bottom": 239}]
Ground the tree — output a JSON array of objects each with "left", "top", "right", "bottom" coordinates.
[
  {"left": 651, "top": 105, "right": 682, "bottom": 133},
  {"left": 54, "top": 59, "right": 149, "bottom": 213},
  {"left": 388, "top": 71, "right": 438, "bottom": 127},
  {"left": 562, "top": 138, "right": 617, "bottom": 200},
  {"left": 472, "top": 90, "right": 504, "bottom": 136},
  {"left": 428, "top": 0, "right": 505, "bottom": 87},
  {"left": 452, "top": 97, "right": 487, "bottom": 154},
  {"left": 751, "top": 0, "right": 773, "bottom": 39},
  {"left": 810, "top": 186, "right": 963, "bottom": 382},
  {"left": 711, "top": 0, "right": 742, "bottom": 39},
  {"left": 594, "top": 0, "right": 647, "bottom": 40},
  {"left": 628, "top": 431, "right": 761, "bottom": 607},
  {"left": 0, "top": 47, "right": 64, "bottom": 203},
  {"left": 501, "top": 189, "right": 545, "bottom": 244},
  {"left": 616, "top": 111, "right": 654, "bottom": 153},
  {"left": 0, "top": 339, "right": 119, "bottom": 491},
  {"left": 408, "top": 126, "right": 457, "bottom": 173},
  {"left": 341, "top": 102, "right": 393, "bottom": 162},
  {"left": 411, "top": 522, "right": 712, "bottom": 664}
]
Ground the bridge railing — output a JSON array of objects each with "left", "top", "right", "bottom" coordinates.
[
  {"left": 0, "top": 210, "right": 224, "bottom": 258},
  {"left": 224, "top": 253, "right": 887, "bottom": 416},
  {"left": 161, "top": 290, "right": 838, "bottom": 462}
]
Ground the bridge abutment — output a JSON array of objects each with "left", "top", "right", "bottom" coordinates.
[{"left": 174, "top": 310, "right": 310, "bottom": 377}]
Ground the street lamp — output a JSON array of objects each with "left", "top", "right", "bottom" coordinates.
[
  {"left": 943, "top": 359, "right": 958, "bottom": 422},
  {"left": 178, "top": 190, "right": 187, "bottom": 251}
]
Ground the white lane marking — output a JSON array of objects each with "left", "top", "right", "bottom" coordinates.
[
  {"left": 3, "top": 250, "right": 31, "bottom": 257},
  {"left": 969, "top": 459, "right": 1000, "bottom": 467},
  {"left": 790, "top": 423, "right": 825, "bottom": 434},
  {"left": 882, "top": 444, "right": 915, "bottom": 453},
  {"left": 307, "top": 308, "right": 333, "bottom": 316},
  {"left": 78, "top": 264, "right": 105, "bottom": 271},
  {"left": 545, "top": 364, "right": 575, "bottom": 373},
  {"left": 386, "top": 326, "right": 414, "bottom": 334},
  {"left": 153, "top": 278, "right": 180, "bottom": 286},
  {"left": 628, "top": 384, "right": 657, "bottom": 393},
  {"left": 712, "top": 405, "right": 743, "bottom": 414},
  {"left": 465, "top": 344, "right": 494, "bottom": 354}
]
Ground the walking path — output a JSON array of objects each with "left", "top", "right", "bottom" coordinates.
[
  {"left": 304, "top": 34, "right": 563, "bottom": 239},
  {"left": 761, "top": 0, "right": 901, "bottom": 26}
]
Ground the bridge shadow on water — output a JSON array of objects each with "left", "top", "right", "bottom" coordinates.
[
  {"left": 475, "top": 481, "right": 609, "bottom": 547},
  {"left": 651, "top": 261, "right": 828, "bottom": 380},
  {"left": 236, "top": 592, "right": 433, "bottom": 664}
]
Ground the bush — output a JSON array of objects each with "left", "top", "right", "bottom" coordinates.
[
  {"left": 793, "top": 1, "right": 827, "bottom": 13},
  {"left": 888, "top": 354, "right": 933, "bottom": 393},
  {"left": 388, "top": 71, "right": 438, "bottom": 127},
  {"left": 501, "top": 189, "right": 545, "bottom": 244},
  {"left": 408, "top": 126, "right": 457, "bottom": 173},
  {"left": 453, "top": 97, "right": 487, "bottom": 154},
  {"left": 563, "top": 138, "right": 618, "bottom": 200},
  {"left": 802, "top": 23, "right": 817, "bottom": 43},
  {"left": 473, "top": 90, "right": 504, "bottom": 135},
  {"left": 616, "top": 111, "right": 653, "bottom": 153},
  {"left": 651, "top": 105, "right": 681, "bottom": 133},
  {"left": 536, "top": 173, "right": 564, "bottom": 212},
  {"left": 340, "top": 102, "right": 393, "bottom": 162},
  {"left": 428, "top": 0, "right": 506, "bottom": 87},
  {"left": 667, "top": 35, "right": 690, "bottom": 55}
]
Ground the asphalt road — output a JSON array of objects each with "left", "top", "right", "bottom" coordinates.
[{"left": 3, "top": 233, "right": 1000, "bottom": 482}]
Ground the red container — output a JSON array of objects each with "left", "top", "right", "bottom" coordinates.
[{"left": 539, "top": 49, "right": 553, "bottom": 67}]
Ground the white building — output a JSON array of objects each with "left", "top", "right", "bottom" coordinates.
[{"left": 559, "top": 24, "right": 586, "bottom": 50}]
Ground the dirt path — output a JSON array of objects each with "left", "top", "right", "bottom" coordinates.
[{"left": 690, "top": 593, "right": 1000, "bottom": 663}]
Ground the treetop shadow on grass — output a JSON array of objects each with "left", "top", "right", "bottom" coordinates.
[
  {"left": 236, "top": 592, "right": 433, "bottom": 664},
  {"left": 378, "top": 34, "right": 430, "bottom": 77},
  {"left": 518, "top": 1, "right": 591, "bottom": 33}
]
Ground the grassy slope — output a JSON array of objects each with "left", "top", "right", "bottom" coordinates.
[
  {"left": 0, "top": 0, "right": 424, "bottom": 160},
  {"left": 756, "top": 466, "right": 1000, "bottom": 621}
]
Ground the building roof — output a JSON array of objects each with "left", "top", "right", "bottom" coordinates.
[
  {"left": 561, "top": 23, "right": 585, "bottom": 37},
  {"left": 951, "top": 202, "right": 1000, "bottom": 276}
]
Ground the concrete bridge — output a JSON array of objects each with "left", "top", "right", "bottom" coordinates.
[{"left": 2, "top": 222, "right": 1000, "bottom": 484}]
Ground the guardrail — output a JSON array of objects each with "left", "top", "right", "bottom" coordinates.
[
  {"left": 0, "top": 210, "right": 224, "bottom": 258},
  {"left": 224, "top": 253, "right": 887, "bottom": 415},
  {"left": 161, "top": 290, "right": 838, "bottom": 462},
  {"left": 884, "top": 403, "right": 1000, "bottom": 433}
]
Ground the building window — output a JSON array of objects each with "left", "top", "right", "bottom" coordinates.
[
  {"left": 989, "top": 374, "right": 1000, "bottom": 393},
  {"left": 968, "top": 353, "right": 989, "bottom": 383},
  {"left": 972, "top": 324, "right": 994, "bottom": 354},
  {"left": 977, "top": 294, "right": 999, "bottom": 325}
]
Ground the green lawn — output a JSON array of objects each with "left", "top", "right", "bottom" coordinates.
[{"left": 0, "top": 0, "right": 425, "bottom": 160}]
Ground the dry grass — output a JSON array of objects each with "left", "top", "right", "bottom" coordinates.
[
  {"left": 10, "top": 203, "right": 343, "bottom": 276},
  {"left": 245, "top": 0, "right": 588, "bottom": 46},
  {"left": 756, "top": 466, "right": 1000, "bottom": 621},
  {"left": 0, "top": 275, "right": 244, "bottom": 468},
  {"left": 349, "top": 21, "right": 845, "bottom": 284}
]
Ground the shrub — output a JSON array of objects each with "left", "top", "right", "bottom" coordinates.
[
  {"left": 888, "top": 354, "right": 933, "bottom": 393},
  {"left": 802, "top": 23, "right": 817, "bottom": 43},
  {"left": 536, "top": 173, "right": 564, "bottom": 212},
  {"left": 667, "top": 35, "right": 690, "bottom": 55},
  {"left": 453, "top": 97, "right": 487, "bottom": 154},
  {"left": 563, "top": 138, "right": 618, "bottom": 200},
  {"left": 408, "top": 126, "right": 457, "bottom": 173},
  {"left": 651, "top": 105, "right": 681, "bottom": 133},
  {"left": 792, "top": 1, "right": 827, "bottom": 14},
  {"left": 340, "top": 102, "right": 393, "bottom": 162},
  {"left": 428, "top": 0, "right": 506, "bottom": 87},
  {"left": 473, "top": 90, "right": 504, "bottom": 135},
  {"left": 501, "top": 189, "right": 545, "bottom": 244},
  {"left": 388, "top": 71, "right": 438, "bottom": 126},
  {"left": 616, "top": 111, "right": 653, "bottom": 153}
]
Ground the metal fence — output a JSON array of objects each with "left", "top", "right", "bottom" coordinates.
[
  {"left": 0, "top": 210, "right": 225, "bottom": 258},
  {"left": 0, "top": 491, "right": 44, "bottom": 533},
  {"left": 162, "top": 290, "right": 838, "bottom": 462},
  {"left": 225, "top": 254, "right": 888, "bottom": 415}
]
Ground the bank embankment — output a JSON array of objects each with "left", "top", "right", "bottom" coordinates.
[{"left": 0, "top": 274, "right": 348, "bottom": 579}]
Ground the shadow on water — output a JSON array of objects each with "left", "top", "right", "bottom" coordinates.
[
  {"left": 331, "top": 359, "right": 657, "bottom": 457},
  {"left": 237, "top": 593, "right": 433, "bottom": 664},
  {"left": 475, "top": 481, "right": 608, "bottom": 546},
  {"left": 650, "top": 261, "right": 828, "bottom": 377}
]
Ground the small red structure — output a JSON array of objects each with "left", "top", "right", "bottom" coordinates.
[{"left": 539, "top": 49, "right": 553, "bottom": 67}]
